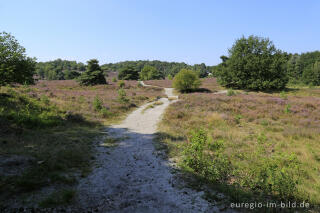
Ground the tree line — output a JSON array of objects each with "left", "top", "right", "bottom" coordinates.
[
  {"left": 1, "top": 31, "right": 319, "bottom": 90},
  {"left": 36, "top": 59, "right": 86, "bottom": 80},
  {"left": 102, "top": 60, "right": 211, "bottom": 79}
]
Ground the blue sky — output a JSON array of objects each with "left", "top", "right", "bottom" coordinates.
[{"left": 1, "top": 0, "right": 319, "bottom": 65}]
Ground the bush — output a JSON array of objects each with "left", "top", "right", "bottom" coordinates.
[
  {"left": 118, "top": 80, "right": 125, "bottom": 88},
  {"left": 218, "top": 35, "right": 288, "bottom": 91},
  {"left": 117, "top": 88, "right": 129, "bottom": 104},
  {"left": 243, "top": 152, "right": 301, "bottom": 199},
  {"left": 183, "top": 129, "right": 231, "bottom": 182},
  {"left": 226, "top": 89, "right": 235, "bottom": 96},
  {"left": 173, "top": 69, "right": 201, "bottom": 92},
  {"left": 93, "top": 96, "right": 103, "bottom": 111},
  {"left": 77, "top": 59, "right": 107, "bottom": 86},
  {"left": 112, "top": 77, "right": 117, "bottom": 82}
]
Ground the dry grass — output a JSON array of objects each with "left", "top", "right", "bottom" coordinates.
[
  {"left": 158, "top": 87, "right": 320, "bottom": 205},
  {"left": 32, "top": 80, "right": 164, "bottom": 124}
]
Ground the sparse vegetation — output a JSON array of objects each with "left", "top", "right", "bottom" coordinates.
[
  {"left": 0, "top": 79, "right": 164, "bottom": 207},
  {"left": 157, "top": 80, "right": 320, "bottom": 207}
]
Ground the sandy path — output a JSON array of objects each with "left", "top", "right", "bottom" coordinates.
[{"left": 75, "top": 83, "right": 231, "bottom": 212}]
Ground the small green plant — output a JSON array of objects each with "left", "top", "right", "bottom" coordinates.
[
  {"left": 280, "top": 91, "right": 288, "bottom": 99},
  {"left": 284, "top": 104, "right": 291, "bottom": 114},
  {"left": 183, "top": 129, "right": 231, "bottom": 181},
  {"left": 112, "top": 77, "right": 117, "bottom": 82},
  {"left": 227, "top": 89, "right": 235, "bottom": 96},
  {"left": 118, "top": 80, "right": 125, "bottom": 88},
  {"left": 137, "top": 82, "right": 143, "bottom": 88},
  {"left": 117, "top": 88, "right": 129, "bottom": 104},
  {"left": 100, "top": 108, "right": 111, "bottom": 118},
  {"left": 167, "top": 74, "right": 173, "bottom": 80},
  {"left": 234, "top": 114, "right": 242, "bottom": 124},
  {"left": 93, "top": 95, "right": 103, "bottom": 111},
  {"left": 40, "top": 95, "right": 50, "bottom": 105}
]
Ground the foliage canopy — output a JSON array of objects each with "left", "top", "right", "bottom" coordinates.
[
  {"left": 0, "top": 32, "right": 36, "bottom": 86},
  {"left": 118, "top": 65, "right": 139, "bottom": 80},
  {"left": 218, "top": 35, "right": 288, "bottom": 90}
]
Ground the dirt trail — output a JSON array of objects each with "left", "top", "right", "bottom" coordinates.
[{"left": 75, "top": 83, "right": 231, "bottom": 212}]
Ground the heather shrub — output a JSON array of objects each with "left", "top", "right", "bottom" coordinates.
[{"left": 173, "top": 69, "right": 201, "bottom": 93}]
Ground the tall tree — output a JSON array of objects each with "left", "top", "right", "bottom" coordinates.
[
  {"left": 218, "top": 35, "right": 288, "bottom": 90},
  {"left": 0, "top": 32, "right": 36, "bottom": 85},
  {"left": 77, "top": 59, "right": 107, "bottom": 86}
]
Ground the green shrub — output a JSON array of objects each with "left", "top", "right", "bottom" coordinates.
[
  {"left": 137, "top": 81, "right": 143, "bottom": 88},
  {"left": 218, "top": 35, "right": 288, "bottom": 91},
  {"left": 183, "top": 129, "right": 231, "bottom": 182},
  {"left": 280, "top": 91, "right": 287, "bottom": 99},
  {"left": 117, "top": 88, "right": 129, "bottom": 104},
  {"left": 112, "top": 77, "right": 117, "bottom": 82},
  {"left": 173, "top": 69, "right": 201, "bottom": 93},
  {"left": 40, "top": 95, "right": 50, "bottom": 105},
  {"left": 284, "top": 104, "right": 291, "bottom": 114},
  {"left": 100, "top": 108, "right": 112, "bottom": 118},
  {"left": 167, "top": 74, "right": 173, "bottom": 80},
  {"left": 227, "top": 89, "right": 235, "bottom": 96},
  {"left": 243, "top": 152, "right": 301, "bottom": 199},
  {"left": 93, "top": 96, "right": 103, "bottom": 111},
  {"left": 118, "top": 80, "right": 125, "bottom": 88}
]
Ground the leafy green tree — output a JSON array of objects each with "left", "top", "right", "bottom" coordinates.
[
  {"left": 302, "top": 61, "right": 320, "bottom": 86},
  {"left": 173, "top": 69, "right": 201, "bottom": 92},
  {"left": 118, "top": 65, "right": 139, "bottom": 80},
  {"left": 0, "top": 32, "right": 36, "bottom": 85},
  {"left": 140, "top": 65, "right": 163, "bottom": 80},
  {"left": 77, "top": 59, "right": 107, "bottom": 86},
  {"left": 218, "top": 35, "right": 288, "bottom": 90}
]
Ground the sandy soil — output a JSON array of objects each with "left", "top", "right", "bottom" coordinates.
[{"left": 75, "top": 83, "right": 233, "bottom": 212}]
